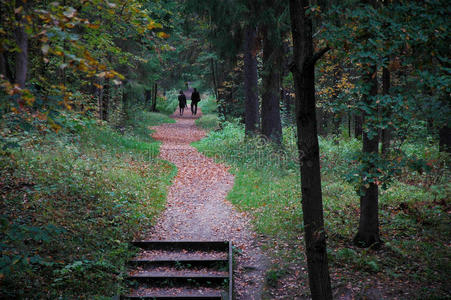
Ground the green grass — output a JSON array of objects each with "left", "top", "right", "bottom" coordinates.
[
  {"left": 0, "top": 110, "right": 176, "bottom": 298},
  {"left": 195, "top": 114, "right": 220, "bottom": 130},
  {"left": 193, "top": 121, "right": 451, "bottom": 298}
]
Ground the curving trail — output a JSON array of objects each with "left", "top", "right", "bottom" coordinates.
[{"left": 148, "top": 110, "right": 267, "bottom": 299}]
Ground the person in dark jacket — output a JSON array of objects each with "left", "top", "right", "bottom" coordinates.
[
  {"left": 191, "top": 88, "right": 200, "bottom": 115},
  {"left": 178, "top": 90, "right": 187, "bottom": 116}
]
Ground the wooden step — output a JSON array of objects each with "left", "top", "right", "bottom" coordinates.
[
  {"left": 122, "top": 287, "right": 225, "bottom": 300},
  {"left": 122, "top": 295, "right": 222, "bottom": 300},
  {"left": 128, "top": 270, "right": 228, "bottom": 283},
  {"left": 132, "top": 240, "right": 229, "bottom": 251},
  {"left": 122, "top": 292, "right": 223, "bottom": 300},
  {"left": 129, "top": 253, "right": 228, "bottom": 267},
  {"left": 130, "top": 257, "right": 228, "bottom": 263}
]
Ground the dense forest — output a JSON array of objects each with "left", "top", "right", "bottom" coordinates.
[{"left": 0, "top": 0, "right": 449, "bottom": 299}]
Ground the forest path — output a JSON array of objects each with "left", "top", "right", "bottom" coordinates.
[{"left": 147, "top": 110, "right": 268, "bottom": 299}]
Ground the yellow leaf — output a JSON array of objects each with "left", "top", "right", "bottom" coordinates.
[
  {"left": 157, "top": 32, "right": 169, "bottom": 39},
  {"left": 86, "top": 23, "right": 100, "bottom": 29}
]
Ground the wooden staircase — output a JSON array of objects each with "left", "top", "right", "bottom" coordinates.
[{"left": 120, "top": 241, "right": 233, "bottom": 300}]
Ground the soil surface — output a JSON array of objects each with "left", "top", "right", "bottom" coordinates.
[{"left": 148, "top": 110, "right": 268, "bottom": 299}]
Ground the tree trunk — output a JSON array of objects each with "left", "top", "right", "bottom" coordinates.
[
  {"left": 354, "top": 114, "right": 363, "bottom": 139},
  {"left": 261, "top": 27, "right": 282, "bottom": 144},
  {"left": 243, "top": 24, "right": 259, "bottom": 135},
  {"left": 317, "top": 109, "right": 326, "bottom": 137},
  {"left": 210, "top": 58, "right": 218, "bottom": 100},
  {"left": 122, "top": 83, "right": 129, "bottom": 111},
  {"left": 348, "top": 111, "right": 352, "bottom": 138},
  {"left": 152, "top": 83, "right": 157, "bottom": 112},
  {"left": 145, "top": 88, "right": 152, "bottom": 109},
  {"left": 102, "top": 79, "right": 110, "bottom": 121},
  {"left": 381, "top": 66, "right": 391, "bottom": 155},
  {"left": 354, "top": 68, "right": 382, "bottom": 248},
  {"left": 439, "top": 125, "right": 451, "bottom": 153},
  {"left": 14, "top": 12, "right": 28, "bottom": 89},
  {"left": 289, "top": 1, "right": 333, "bottom": 299}
]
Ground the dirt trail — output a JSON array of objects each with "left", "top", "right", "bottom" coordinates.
[{"left": 148, "top": 111, "right": 268, "bottom": 299}]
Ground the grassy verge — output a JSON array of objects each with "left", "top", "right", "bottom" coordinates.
[
  {"left": 193, "top": 122, "right": 450, "bottom": 299},
  {"left": 0, "top": 110, "right": 176, "bottom": 298},
  {"left": 196, "top": 93, "right": 219, "bottom": 130}
]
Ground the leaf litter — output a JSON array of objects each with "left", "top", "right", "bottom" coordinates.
[{"left": 145, "top": 110, "right": 268, "bottom": 299}]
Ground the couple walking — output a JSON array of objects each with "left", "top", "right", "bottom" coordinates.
[{"left": 178, "top": 88, "right": 201, "bottom": 116}]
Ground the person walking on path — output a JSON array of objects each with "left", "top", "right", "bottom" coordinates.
[
  {"left": 178, "top": 90, "right": 187, "bottom": 116},
  {"left": 191, "top": 88, "right": 201, "bottom": 115}
]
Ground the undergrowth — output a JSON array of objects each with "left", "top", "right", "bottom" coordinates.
[
  {"left": 156, "top": 90, "right": 180, "bottom": 115},
  {"left": 0, "top": 110, "right": 176, "bottom": 298},
  {"left": 193, "top": 121, "right": 450, "bottom": 299},
  {"left": 195, "top": 93, "right": 219, "bottom": 130}
]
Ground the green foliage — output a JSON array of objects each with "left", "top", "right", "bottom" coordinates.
[
  {"left": 198, "top": 93, "right": 218, "bottom": 114},
  {"left": 195, "top": 114, "right": 220, "bottom": 130},
  {"left": 0, "top": 113, "right": 175, "bottom": 298},
  {"left": 157, "top": 90, "right": 180, "bottom": 115}
]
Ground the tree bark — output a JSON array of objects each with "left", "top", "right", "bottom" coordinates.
[
  {"left": 98, "top": 79, "right": 104, "bottom": 119},
  {"left": 289, "top": 0, "right": 333, "bottom": 299},
  {"left": 261, "top": 26, "right": 282, "bottom": 144},
  {"left": 354, "top": 68, "right": 382, "bottom": 248},
  {"left": 354, "top": 114, "right": 363, "bottom": 139},
  {"left": 317, "top": 109, "right": 326, "bottom": 136},
  {"left": 14, "top": 8, "right": 28, "bottom": 89},
  {"left": 243, "top": 24, "right": 259, "bottom": 135},
  {"left": 152, "top": 83, "right": 157, "bottom": 112},
  {"left": 210, "top": 58, "right": 218, "bottom": 100},
  {"left": 381, "top": 66, "right": 391, "bottom": 155},
  {"left": 101, "top": 79, "right": 110, "bottom": 121},
  {"left": 348, "top": 111, "right": 352, "bottom": 138},
  {"left": 439, "top": 125, "right": 451, "bottom": 153},
  {"left": 145, "top": 88, "right": 152, "bottom": 109}
]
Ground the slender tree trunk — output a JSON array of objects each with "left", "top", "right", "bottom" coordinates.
[
  {"left": 14, "top": 9, "right": 28, "bottom": 89},
  {"left": 354, "top": 68, "right": 382, "bottom": 248},
  {"left": 122, "top": 83, "right": 128, "bottom": 110},
  {"left": 381, "top": 66, "right": 391, "bottom": 155},
  {"left": 439, "top": 125, "right": 451, "bottom": 153},
  {"left": 98, "top": 79, "right": 104, "bottom": 119},
  {"left": 354, "top": 114, "right": 363, "bottom": 139},
  {"left": 348, "top": 111, "right": 352, "bottom": 138},
  {"left": 102, "top": 79, "right": 110, "bottom": 121},
  {"left": 210, "top": 58, "right": 218, "bottom": 99},
  {"left": 243, "top": 24, "right": 259, "bottom": 135},
  {"left": 261, "top": 27, "right": 282, "bottom": 144},
  {"left": 317, "top": 109, "right": 326, "bottom": 136},
  {"left": 145, "top": 88, "right": 152, "bottom": 109},
  {"left": 152, "top": 83, "right": 157, "bottom": 112},
  {"left": 289, "top": 1, "right": 332, "bottom": 299},
  {"left": 332, "top": 113, "right": 341, "bottom": 135}
]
